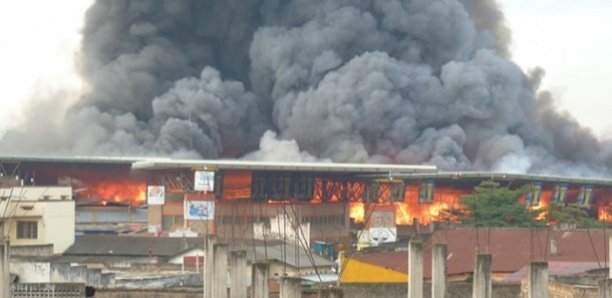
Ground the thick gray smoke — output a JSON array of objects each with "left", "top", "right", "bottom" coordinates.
[{"left": 2, "top": 0, "right": 611, "bottom": 177}]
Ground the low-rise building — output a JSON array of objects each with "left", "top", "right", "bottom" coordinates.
[{"left": 0, "top": 186, "right": 75, "bottom": 255}]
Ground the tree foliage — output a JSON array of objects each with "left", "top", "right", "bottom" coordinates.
[
  {"left": 456, "top": 180, "right": 540, "bottom": 227},
  {"left": 439, "top": 180, "right": 602, "bottom": 228},
  {"left": 539, "top": 202, "right": 602, "bottom": 228}
]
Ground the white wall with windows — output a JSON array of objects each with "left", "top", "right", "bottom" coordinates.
[{"left": 0, "top": 186, "right": 75, "bottom": 254}]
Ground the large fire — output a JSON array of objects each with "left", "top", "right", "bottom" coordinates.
[
  {"left": 350, "top": 202, "right": 365, "bottom": 223},
  {"left": 599, "top": 206, "right": 612, "bottom": 222},
  {"left": 79, "top": 180, "right": 147, "bottom": 205},
  {"left": 347, "top": 186, "right": 467, "bottom": 225}
]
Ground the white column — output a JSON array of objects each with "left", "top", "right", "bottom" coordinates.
[
  {"left": 527, "top": 261, "right": 548, "bottom": 298},
  {"left": 252, "top": 262, "right": 270, "bottom": 298},
  {"left": 230, "top": 250, "right": 247, "bottom": 298},
  {"left": 408, "top": 239, "right": 423, "bottom": 298},
  {"left": 432, "top": 243, "right": 447, "bottom": 298},
  {"left": 280, "top": 277, "right": 301, "bottom": 298},
  {"left": 204, "top": 235, "right": 217, "bottom": 298},
  {"left": 0, "top": 240, "right": 10, "bottom": 298},
  {"left": 472, "top": 253, "right": 492, "bottom": 298},
  {"left": 212, "top": 243, "right": 229, "bottom": 298}
]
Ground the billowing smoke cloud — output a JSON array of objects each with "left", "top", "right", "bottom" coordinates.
[{"left": 2, "top": 0, "right": 611, "bottom": 177}]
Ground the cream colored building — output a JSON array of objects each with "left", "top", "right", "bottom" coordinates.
[{"left": 0, "top": 186, "right": 75, "bottom": 254}]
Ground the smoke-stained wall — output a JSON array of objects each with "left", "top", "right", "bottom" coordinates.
[{"left": 2, "top": 0, "right": 612, "bottom": 177}]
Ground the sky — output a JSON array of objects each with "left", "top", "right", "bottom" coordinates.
[{"left": 1, "top": 0, "right": 611, "bottom": 138}]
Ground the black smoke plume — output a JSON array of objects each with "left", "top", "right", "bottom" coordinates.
[{"left": 2, "top": 0, "right": 611, "bottom": 177}]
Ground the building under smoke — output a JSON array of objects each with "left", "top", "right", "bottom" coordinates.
[
  {"left": 1, "top": 0, "right": 612, "bottom": 178},
  {"left": 2, "top": 155, "right": 612, "bottom": 249}
]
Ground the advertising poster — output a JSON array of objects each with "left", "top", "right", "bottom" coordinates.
[
  {"left": 147, "top": 186, "right": 165, "bottom": 205},
  {"left": 369, "top": 227, "right": 397, "bottom": 245},
  {"left": 194, "top": 171, "right": 215, "bottom": 192},
  {"left": 184, "top": 200, "right": 215, "bottom": 220}
]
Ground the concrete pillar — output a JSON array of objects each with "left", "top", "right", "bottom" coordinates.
[
  {"left": 408, "top": 238, "right": 423, "bottom": 298},
  {"left": 327, "top": 288, "right": 342, "bottom": 298},
  {"left": 432, "top": 243, "right": 447, "bottom": 298},
  {"left": 0, "top": 240, "right": 9, "bottom": 298},
  {"left": 252, "top": 262, "right": 270, "bottom": 298},
  {"left": 280, "top": 277, "right": 301, "bottom": 298},
  {"left": 212, "top": 244, "right": 229, "bottom": 298},
  {"left": 609, "top": 234, "right": 612, "bottom": 279},
  {"left": 230, "top": 250, "right": 247, "bottom": 298},
  {"left": 599, "top": 279, "right": 612, "bottom": 298},
  {"left": 527, "top": 261, "right": 548, "bottom": 298},
  {"left": 472, "top": 253, "right": 492, "bottom": 298},
  {"left": 204, "top": 235, "right": 217, "bottom": 298}
]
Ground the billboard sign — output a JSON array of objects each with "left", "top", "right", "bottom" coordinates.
[
  {"left": 185, "top": 200, "right": 215, "bottom": 220},
  {"left": 194, "top": 171, "right": 215, "bottom": 192},
  {"left": 147, "top": 186, "right": 165, "bottom": 205}
]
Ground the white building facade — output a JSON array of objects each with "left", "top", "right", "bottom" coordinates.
[{"left": 0, "top": 186, "right": 75, "bottom": 254}]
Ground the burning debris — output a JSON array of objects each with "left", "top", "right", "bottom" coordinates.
[{"left": 0, "top": 0, "right": 611, "bottom": 177}]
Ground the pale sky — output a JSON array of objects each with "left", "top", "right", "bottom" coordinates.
[
  {"left": 502, "top": 0, "right": 612, "bottom": 138},
  {"left": 1, "top": 1, "right": 611, "bottom": 139}
]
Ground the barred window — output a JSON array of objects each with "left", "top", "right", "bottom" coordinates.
[{"left": 17, "top": 221, "right": 37, "bottom": 239}]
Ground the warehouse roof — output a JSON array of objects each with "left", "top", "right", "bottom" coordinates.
[
  {"left": 64, "top": 235, "right": 333, "bottom": 269},
  {"left": 131, "top": 159, "right": 437, "bottom": 173},
  {"left": 392, "top": 172, "right": 612, "bottom": 186},
  {"left": 348, "top": 228, "right": 611, "bottom": 279}
]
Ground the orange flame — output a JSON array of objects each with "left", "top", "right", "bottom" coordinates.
[
  {"left": 350, "top": 202, "right": 365, "bottom": 223},
  {"left": 599, "top": 207, "right": 612, "bottom": 222},
  {"left": 348, "top": 186, "right": 467, "bottom": 226},
  {"left": 82, "top": 180, "right": 146, "bottom": 205}
]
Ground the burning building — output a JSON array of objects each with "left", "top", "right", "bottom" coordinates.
[{"left": 2, "top": 155, "right": 612, "bottom": 248}]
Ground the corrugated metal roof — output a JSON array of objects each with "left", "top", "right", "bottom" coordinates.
[
  {"left": 64, "top": 234, "right": 333, "bottom": 269},
  {"left": 350, "top": 228, "right": 612, "bottom": 279},
  {"left": 503, "top": 261, "right": 602, "bottom": 283},
  {"left": 0, "top": 154, "right": 140, "bottom": 164},
  {"left": 131, "top": 159, "right": 437, "bottom": 173},
  {"left": 390, "top": 172, "right": 612, "bottom": 186}
]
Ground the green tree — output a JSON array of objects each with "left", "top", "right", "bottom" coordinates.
[
  {"left": 451, "top": 180, "right": 541, "bottom": 227},
  {"left": 539, "top": 202, "right": 602, "bottom": 228}
]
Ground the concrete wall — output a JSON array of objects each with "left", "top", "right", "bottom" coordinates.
[
  {"left": 341, "top": 282, "right": 520, "bottom": 298},
  {"left": 114, "top": 273, "right": 203, "bottom": 289},
  {"left": 96, "top": 288, "right": 203, "bottom": 298},
  {"left": 11, "top": 261, "right": 114, "bottom": 287},
  {"left": 10, "top": 244, "right": 54, "bottom": 257},
  {"left": 10, "top": 261, "right": 51, "bottom": 283},
  {"left": 527, "top": 279, "right": 598, "bottom": 298}
]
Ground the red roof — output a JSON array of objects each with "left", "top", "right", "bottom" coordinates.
[{"left": 352, "top": 228, "right": 611, "bottom": 278}]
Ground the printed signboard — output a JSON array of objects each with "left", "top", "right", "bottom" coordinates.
[
  {"left": 147, "top": 186, "right": 165, "bottom": 205},
  {"left": 194, "top": 171, "right": 215, "bottom": 192},
  {"left": 369, "top": 227, "right": 397, "bottom": 245},
  {"left": 184, "top": 200, "right": 215, "bottom": 220}
]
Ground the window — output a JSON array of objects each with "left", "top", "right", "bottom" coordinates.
[{"left": 17, "top": 221, "right": 37, "bottom": 239}]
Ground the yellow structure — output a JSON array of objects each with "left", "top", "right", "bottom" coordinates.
[
  {"left": 339, "top": 252, "right": 407, "bottom": 283},
  {"left": 0, "top": 186, "right": 75, "bottom": 254}
]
